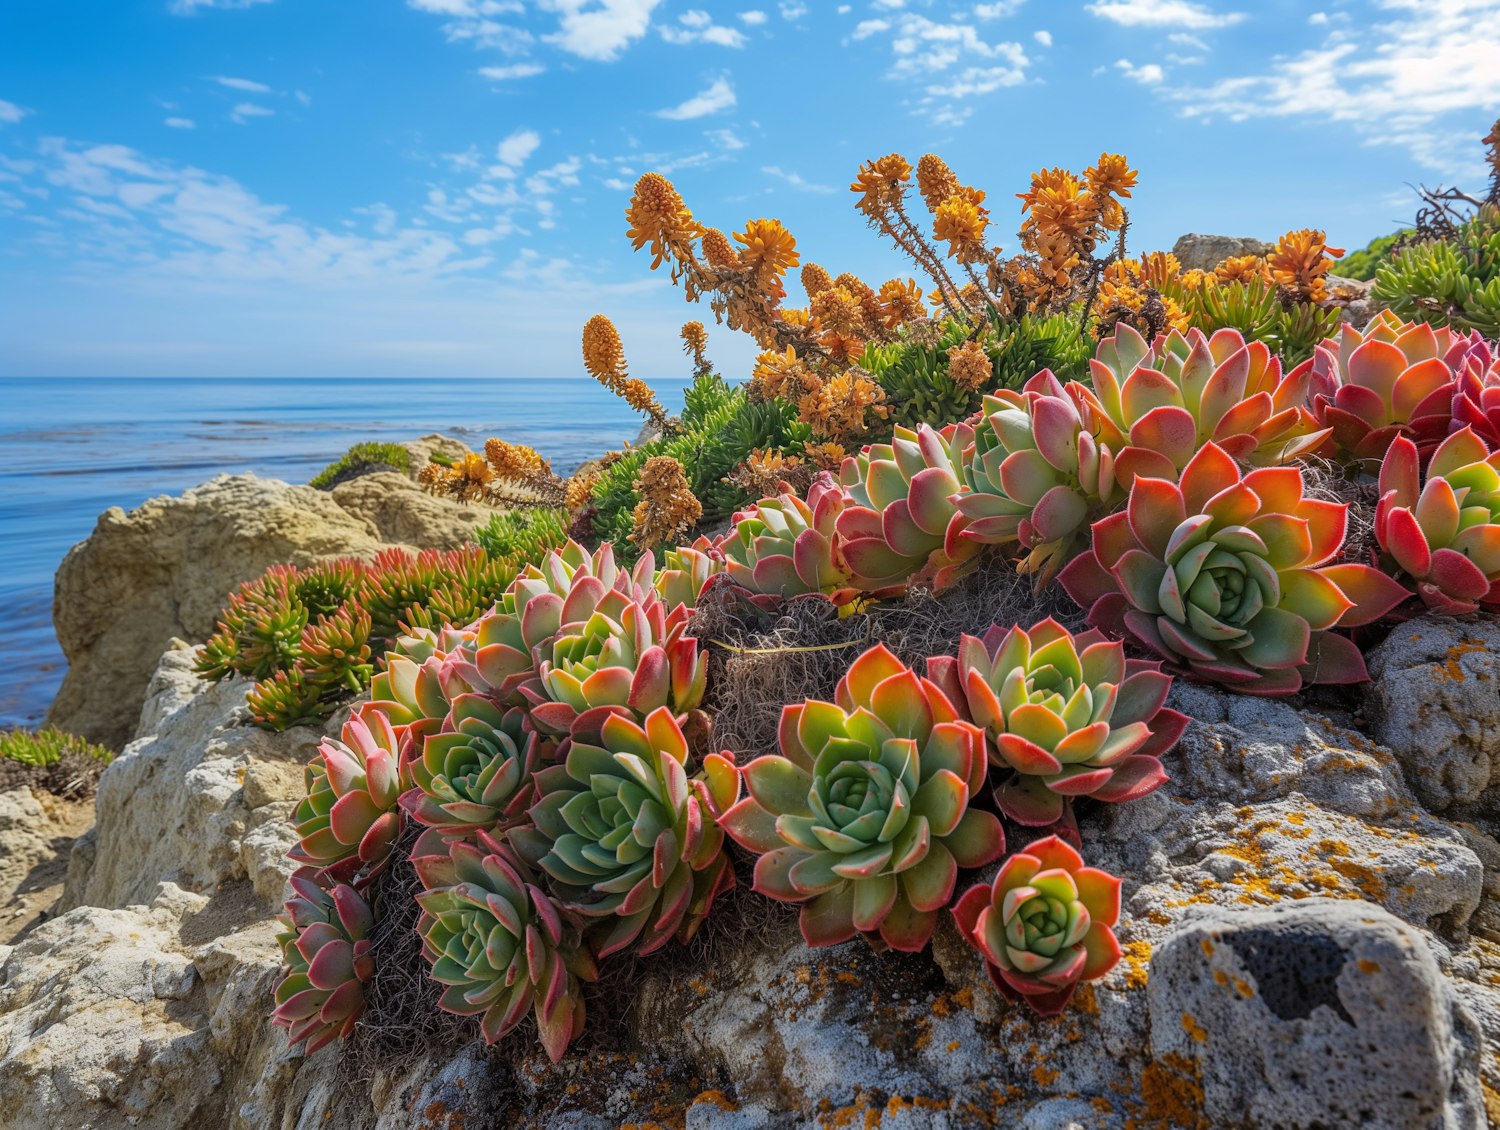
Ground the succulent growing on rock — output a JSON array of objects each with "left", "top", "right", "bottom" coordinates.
[
  {"left": 836, "top": 422, "right": 981, "bottom": 595},
  {"left": 955, "top": 371, "right": 1124, "bottom": 584},
  {"left": 927, "top": 620, "right": 1185, "bottom": 826},
  {"left": 951, "top": 835, "right": 1122, "bottom": 1017},
  {"left": 510, "top": 706, "right": 737, "bottom": 957},
  {"left": 415, "top": 827, "right": 598, "bottom": 1060},
  {"left": 1376, "top": 427, "right": 1500, "bottom": 614},
  {"left": 1059, "top": 444, "right": 1409, "bottom": 694},
  {"left": 718, "top": 644, "right": 1005, "bottom": 951},
  {"left": 1071, "top": 324, "right": 1329, "bottom": 489},
  {"left": 289, "top": 709, "right": 407, "bottom": 884},
  {"left": 1307, "top": 313, "right": 1456, "bottom": 464},
  {"left": 712, "top": 473, "right": 851, "bottom": 598},
  {"left": 400, "top": 695, "right": 542, "bottom": 836},
  {"left": 272, "top": 872, "right": 375, "bottom": 1052}
]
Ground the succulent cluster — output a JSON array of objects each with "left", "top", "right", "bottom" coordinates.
[{"left": 272, "top": 873, "right": 376, "bottom": 1053}]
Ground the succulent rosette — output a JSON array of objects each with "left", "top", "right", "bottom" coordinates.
[
  {"left": 1376, "top": 427, "right": 1500, "bottom": 614},
  {"left": 272, "top": 872, "right": 375, "bottom": 1052},
  {"left": 712, "top": 474, "right": 850, "bottom": 598},
  {"left": 525, "top": 578, "right": 707, "bottom": 741},
  {"left": 1446, "top": 334, "right": 1500, "bottom": 448},
  {"left": 1059, "top": 443, "right": 1409, "bottom": 695},
  {"left": 955, "top": 371, "right": 1124, "bottom": 584},
  {"left": 951, "top": 835, "right": 1122, "bottom": 1017},
  {"left": 1071, "top": 324, "right": 1329, "bottom": 490},
  {"left": 509, "top": 706, "right": 737, "bottom": 957},
  {"left": 717, "top": 644, "right": 1005, "bottom": 951},
  {"left": 399, "top": 694, "right": 542, "bottom": 836},
  {"left": 653, "top": 537, "right": 725, "bottom": 611},
  {"left": 1306, "top": 313, "right": 1455, "bottom": 463},
  {"left": 836, "top": 422, "right": 982, "bottom": 595},
  {"left": 414, "top": 827, "right": 598, "bottom": 1061},
  {"left": 289, "top": 709, "right": 408, "bottom": 884},
  {"left": 927, "top": 620, "right": 1185, "bottom": 826}
]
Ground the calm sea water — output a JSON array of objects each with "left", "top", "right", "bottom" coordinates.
[{"left": 0, "top": 376, "right": 692, "bottom": 731}]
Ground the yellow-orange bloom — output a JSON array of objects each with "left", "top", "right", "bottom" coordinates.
[
  {"left": 701, "top": 227, "right": 740, "bottom": 268},
  {"left": 801, "top": 262, "right": 834, "bottom": 300},
  {"left": 934, "top": 191, "right": 990, "bottom": 262},
  {"left": 1084, "top": 153, "right": 1138, "bottom": 200},
  {"left": 850, "top": 153, "right": 911, "bottom": 218},
  {"left": 877, "top": 278, "right": 925, "bottom": 328},
  {"left": 625, "top": 173, "right": 701, "bottom": 270},
  {"left": 582, "top": 314, "right": 628, "bottom": 390},
  {"left": 1270, "top": 228, "right": 1344, "bottom": 303},
  {"left": 1137, "top": 251, "right": 1181, "bottom": 290},
  {"left": 630, "top": 456, "right": 701, "bottom": 549},
  {"left": 1214, "top": 255, "right": 1271, "bottom": 285},
  {"left": 915, "top": 153, "right": 959, "bottom": 215},
  {"left": 734, "top": 218, "right": 800, "bottom": 288},
  {"left": 946, "top": 339, "right": 991, "bottom": 394},
  {"left": 810, "top": 286, "right": 866, "bottom": 338}
]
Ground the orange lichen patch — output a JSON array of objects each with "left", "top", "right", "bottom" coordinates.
[
  {"left": 1358, "top": 959, "right": 1381, "bottom": 974},
  {"left": 1032, "top": 1065, "right": 1060, "bottom": 1087},
  {"left": 837, "top": 971, "right": 863, "bottom": 986},
  {"left": 1200, "top": 939, "right": 1214, "bottom": 956},
  {"left": 688, "top": 977, "right": 712, "bottom": 996},
  {"left": 1130, "top": 1053, "right": 1211, "bottom": 1130},
  {"left": 1092, "top": 1096, "right": 1114, "bottom": 1114},
  {"left": 1073, "top": 983, "right": 1100, "bottom": 1015},
  {"left": 815, "top": 1092, "right": 887, "bottom": 1129},
  {"left": 1436, "top": 640, "right": 1491, "bottom": 681},
  {"left": 1482, "top": 1080, "right": 1500, "bottom": 1126},
  {"left": 1232, "top": 977, "right": 1254, "bottom": 998},
  {"left": 885, "top": 1096, "right": 950, "bottom": 1117},
  {"left": 1122, "top": 941, "right": 1152, "bottom": 989},
  {"left": 947, "top": 1040, "right": 963, "bottom": 1051},
  {"left": 689, "top": 1091, "right": 738, "bottom": 1113},
  {"left": 929, "top": 986, "right": 973, "bottom": 1017},
  {"left": 1213, "top": 970, "right": 1228, "bottom": 987},
  {"left": 1180, "top": 1013, "right": 1208, "bottom": 1044}
]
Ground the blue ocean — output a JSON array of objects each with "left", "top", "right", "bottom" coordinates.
[{"left": 0, "top": 376, "right": 692, "bottom": 730}]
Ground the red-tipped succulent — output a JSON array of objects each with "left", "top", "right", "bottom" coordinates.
[
  {"left": 289, "top": 709, "right": 408, "bottom": 885},
  {"left": 1072, "top": 324, "right": 1329, "bottom": 491},
  {"left": 717, "top": 644, "right": 1005, "bottom": 952},
  {"left": 1059, "top": 443, "right": 1408, "bottom": 695},
  {"left": 399, "top": 694, "right": 542, "bottom": 836},
  {"left": 711, "top": 473, "right": 851, "bottom": 599},
  {"left": 927, "top": 620, "right": 1185, "bottom": 827},
  {"left": 1376, "top": 426, "right": 1500, "bottom": 614},
  {"left": 272, "top": 872, "right": 375, "bottom": 1052},
  {"left": 952, "top": 835, "right": 1122, "bottom": 1017},
  {"left": 837, "top": 422, "right": 982, "bottom": 595}
]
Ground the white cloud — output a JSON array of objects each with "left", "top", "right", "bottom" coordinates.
[
  {"left": 780, "top": 1, "right": 807, "bottom": 19},
  {"left": 704, "top": 127, "right": 746, "bottom": 149},
  {"left": 230, "top": 102, "right": 275, "bottom": 123},
  {"left": 837, "top": 4, "right": 850, "bottom": 11},
  {"left": 1116, "top": 58, "right": 1164, "bottom": 84},
  {"left": 852, "top": 19, "right": 890, "bottom": 38},
  {"left": 497, "top": 128, "right": 542, "bottom": 166},
  {"left": 0, "top": 100, "right": 31, "bottom": 125},
  {"left": 296, "top": 90, "right": 312, "bottom": 104},
  {"left": 738, "top": 9, "right": 767, "bottom": 23},
  {"left": 973, "top": 1, "right": 1025, "bottom": 16},
  {"left": 1034, "top": 29, "right": 1051, "bottom": 45},
  {"left": 408, "top": 0, "right": 534, "bottom": 53},
  {"left": 540, "top": 0, "right": 662, "bottom": 61},
  {"left": 1085, "top": 0, "right": 1244, "bottom": 28},
  {"left": 1168, "top": 32, "right": 1208, "bottom": 48},
  {"left": 1309, "top": 11, "right": 1329, "bottom": 23},
  {"left": 168, "top": 0, "right": 273, "bottom": 13},
  {"left": 165, "top": 117, "right": 197, "bottom": 129},
  {"left": 762, "top": 165, "right": 835, "bottom": 192},
  {"left": 888, "top": 15, "right": 1028, "bottom": 79},
  {"left": 656, "top": 76, "right": 736, "bottom": 119},
  {"left": 928, "top": 63, "right": 1028, "bottom": 96},
  {"left": 1163, "top": 0, "right": 1500, "bottom": 172},
  {"left": 480, "top": 62, "right": 547, "bottom": 78},
  {"left": 602, "top": 176, "right": 631, "bottom": 190},
  {"left": 213, "top": 75, "right": 272, "bottom": 92},
  {"left": 660, "top": 10, "right": 749, "bottom": 46}
]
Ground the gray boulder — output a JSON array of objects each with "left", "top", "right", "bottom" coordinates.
[
  {"left": 1171, "top": 233, "right": 1273, "bottom": 272},
  {"left": 1148, "top": 899, "right": 1486, "bottom": 1130}
]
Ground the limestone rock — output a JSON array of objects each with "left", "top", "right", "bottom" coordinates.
[
  {"left": 61, "top": 647, "right": 330, "bottom": 914},
  {"left": 0, "top": 790, "right": 57, "bottom": 907},
  {"left": 46, "top": 473, "right": 389, "bottom": 750},
  {"left": 1171, "top": 233, "right": 1272, "bottom": 272},
  {"left": 400, "top": 433, "right": 472, "bottom": 480},
  {"left": 330, "top": 472, "right": 491, "bottom": 550},
  {"left": 1147, "top": 899, "right": 1486, "bottom": 1130},
  {"left": 1363, "top": 616, "right": 1500, "bottom": 821}
]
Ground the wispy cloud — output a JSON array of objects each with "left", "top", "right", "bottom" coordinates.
[
  {"left": 1034, "top": 29, "right": 1051, "bottom": 46},
  {"left": 779, "top": 1, "right": 807, "bottom": 19},
  {"left": 660, "top": 9, "right": 748, "bottom": 47},
  {"left": 738, "top": 9, "right": 767, "bottom": 23},
  {"left": 165, "top": 117, "right": 196, "bottom": 129},
  {"left": 230, "top": 102, "right": 274, "bottom": 123},
  {"left": 541, "top": 0, "right": 663, "bottom": 60},
  {"left": 849, "top": 13, "right": 1031, "bottom": 121},
  {"left": 480, "top": 62, "right": 547, "bottom": 78},
  {"left": 973, "top": 1, "right": 1025, "bottom": 16},
  {"left": 705, "top": 127, "right": 746, "bottom": 149},
  {"left": 168, "top": 0, "right": 273, "bottom": 14},
  {"left": 0, "top": 100, "right": 31, "bottom": 125},
  {"left": 1086, "top": 0, "right": 1245, "bottom": 28},
  {"left": 762, "top": 165, "right": 834, "bottom": 192},
  {"left": 497, "top": 128, "right": 542, "bottom": 166},
  {"left": 1161, "top": 0, "right": 1500, "bottom": 172},
  {"left": 212, "top": 75, "right": 272, "bottom": 92},
  {"left": 656, "top": 76, "right": 736, "bottom": 119},
  {"left": 1116, "top": 58, "right": 1164, "bottom": 84}
]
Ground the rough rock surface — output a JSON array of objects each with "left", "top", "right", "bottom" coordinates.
[
  {"left": 1171, "top": 233, "right": 1272, "bottom": 271},
  {"left": 8, "top": 627, "right": 1500, "bottom": 1129},
  {"left": 400, "top": 433, "right": 472, "bottom": 479},
  {"left": 47, "top": 437, "right": 483, "bottom": 751},
  {"left": 1363, "top": 617, "right": 1500, "bottom": 828}
]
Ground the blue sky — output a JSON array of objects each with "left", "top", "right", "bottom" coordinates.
[{"left": 2, "top": 0, "right": 1498, "bottom": 379}]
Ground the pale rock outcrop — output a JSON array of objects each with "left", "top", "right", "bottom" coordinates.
[
  {"left": 1171, "top": 233, "right": 1272, "bottom": 271},
  {"left": 1363, "top": 617, "right": 1500, "bottom": 824},
  {"left": 47, "top": 436, "right": 486, "bottom": 751},
  {"left": 0, "top": 789, "right": 59, "bottom": 907},
  {"left": 399, "top": 433, "right": 472, "bottom": 479}
]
